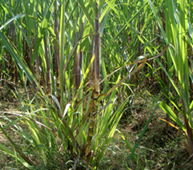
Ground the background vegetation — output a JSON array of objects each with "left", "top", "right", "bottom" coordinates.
[{"left": 0, "top": 0, "right": 193, "bottom": 169}]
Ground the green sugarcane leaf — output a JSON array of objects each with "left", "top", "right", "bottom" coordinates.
[
  {"left": 0, "top": 143, "right": 33, "bottom": 169},
  {"left": 105, "top": 0, "right": 119, "bottom": 16},
  {"left": 159, "top": 101, "right": 185, "bottom": 131},
  {"left": 77, "top": 0, "right": 95, "bottom": 32},
  {"left": 0, "top": 32, "right": 33, "bottom": 82},
  {"left": 128, "top": 100, "right": 160, "bottom": 164},
  {"left": 0, "top": 14, "right": 25, "bottom": 31}
]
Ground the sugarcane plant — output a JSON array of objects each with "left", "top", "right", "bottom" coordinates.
[
  {"left": 148, "top": 0, "right": 193, "bottom": 154},
  {"left": 0, "top": 0, "right": 148, "bottom": 169},
  {"left": 1, "top": 0, "right": 180, "bottom": 169}
]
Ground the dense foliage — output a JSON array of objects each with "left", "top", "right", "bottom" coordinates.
[{"left": 0, "top": 0, "right": 193, "bottom": 169}]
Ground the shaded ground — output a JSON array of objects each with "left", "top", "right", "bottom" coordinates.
[
  {"left": 0, "top": 85, "right": 193, "bottom": 169},
  {"left": 99, "top": 91, "right": 193, "bottom": 170}
]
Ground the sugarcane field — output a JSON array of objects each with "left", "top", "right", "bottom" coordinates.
[{"left": 0, "top": 0, "right": 193, "bottom": 169}]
